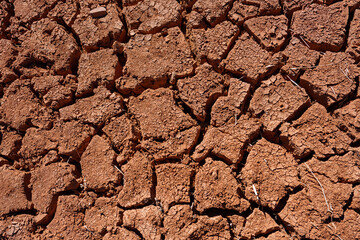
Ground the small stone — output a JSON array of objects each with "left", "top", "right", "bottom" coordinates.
[
  {"left": 112, "top": 41, "right": 125, "bottom": 54},
  {"left": 73, "top": 3, "right": 125, "bottom": 52},
  {"left": 90, "top": 7, "right": 107, "bottom": 18}
]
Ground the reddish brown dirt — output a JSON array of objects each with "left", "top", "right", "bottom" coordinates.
[
  {"left": 221, "top": 32, "right": 283, "bottom": 84},
  {"left": 177, "top": 63, "right": 226, "bottom": 121},
  {"left": 249, "top": 74, "right": 310, "bottom": 137},
  {"left": 0, "top": 1, "right": 360, "bottom": 240},
  {"left": 291, "top": 2, "right": 349, "bottom": 52},
  {"left": 123, "top": 0, "right": 182, "bottom": 34},
  {"left": 188, "top": 20, "right": 239, "bottom": 66},
  {"left": 244, "top": 15, "right": 288, "bottom": 52},
  {"left": 211, "top": 78, "right": 250, "bottom": 126}
]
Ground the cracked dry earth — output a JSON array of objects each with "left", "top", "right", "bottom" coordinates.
[{"left": 1, "top": 1, "right": 360, "bottom": 240}]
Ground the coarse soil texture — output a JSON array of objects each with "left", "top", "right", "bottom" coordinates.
[{"left": 0, "top": 0, "right": 360, "bottom": 239}]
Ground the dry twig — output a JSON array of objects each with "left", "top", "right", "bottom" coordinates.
[
  {"left": 299, "top": 35, "right": 310, "bottom": 49},
  {"left": 285, "top": 75, "right": 301, "bottom": 89},
  {"left": 114, "top": 165, "right": 124, "bottom": 175},
  {"left": 252, "top": 184, "right": 259, "bottom": 201},
  {"left": 304, "top": 163, "right": 333, "bottom": 214}
]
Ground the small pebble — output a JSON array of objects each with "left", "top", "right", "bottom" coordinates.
[
  {"left": 145, "top": 34, "right": 152, "bottom": 41},
  {"left": 129, "top": 30, "right": 137, "bottom": 36},
  {"left": 112, "top": 41, "right": 124, "bottom": 54},
  {"left": 89, "top": 7, "right": 107, "bottom": 18}
]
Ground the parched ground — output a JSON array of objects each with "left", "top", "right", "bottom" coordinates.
[{"left": 0, "top": 0, "right": 360, "bottom": 239}]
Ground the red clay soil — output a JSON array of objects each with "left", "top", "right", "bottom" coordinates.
[{"left": 0, "top": 0, "right": 360, "bottom": 240}]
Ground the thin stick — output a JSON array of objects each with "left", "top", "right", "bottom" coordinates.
[
  {"left": 84, "top": 225, "right": 93, "bottom": 233},
  {"left": 114, "top": 165, "right": 124, "bottom": 175},
  {"left": 327, "top": 225, "right": 343, "bottom": 240},
  {"left": 345, "top": 67, "right": 349, "bottom": 75},
  {"left": 290, "top": 62, "right": 335, "bottom": 71},
  {"left": 286, "top": 75, "right": 301, "bottom": 89},
  {"left": 340, "top": 67, "right": 352, "bottom": 82},
  {"left": 252, "top": 184, "right": 259, "bottom": 201},
  {"left": 311, "top": 223, "right": 319, "bottom": 230},
  {"left": 75, "top": 149, "right": 81, "bottom": 159},
  {"left": 290, "top": 66, "right": 315, "bottom": 70},
  {"left": 299, "top": 35, "right": 310, "bottom": 49},
  {"left": 330, "top": 87, "right": 336, "bottom": 96},
  {"left": 304, "top": 163, "right": 333, "bottom": 213},
  {"left": 263, "top": 158, "right": 272, "bottom": 171}
]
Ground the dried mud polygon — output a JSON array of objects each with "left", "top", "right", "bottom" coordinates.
[{"left": 1, "top": 1, "right": 360, "bottom": 240}]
